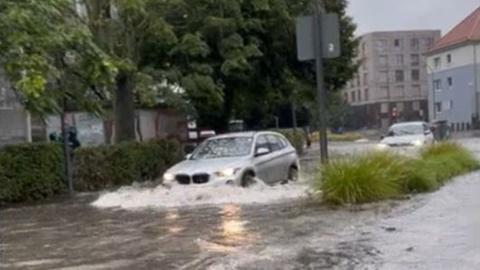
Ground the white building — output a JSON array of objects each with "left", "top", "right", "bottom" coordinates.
[{"left": 426, "top": 7, "right": 480, "bottom": 131}]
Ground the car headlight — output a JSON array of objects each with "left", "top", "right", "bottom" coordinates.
[
  {"left": 376, "top": 143, "right": 388, "bottom": 150},
  {"left": 214, "top": 168, "right": 239, "bottom": 178},
  {"left": 413, "top": 140, "right": 424, "bottom": 147},
  {"left": 163, "top": 173, "right": 175, "bottom": 182}
]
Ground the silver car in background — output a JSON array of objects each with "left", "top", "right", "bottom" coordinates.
[
  {"left": 163, "top": 131, "right": 300, "bottom": 187},
  {"left": 377, "top": 121, "right": 435, "bottom": 149}
]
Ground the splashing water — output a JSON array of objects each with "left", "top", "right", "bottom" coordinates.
[{"left": 91, "top": 179, "right": 310, "bottom": 210}]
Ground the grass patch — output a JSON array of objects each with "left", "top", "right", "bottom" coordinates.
[
  {"left": 318, "top": 152, "right": 406, "bottom": 205},
  {"left": 316, "top": 142, "right": 479, "bottom": 205}
]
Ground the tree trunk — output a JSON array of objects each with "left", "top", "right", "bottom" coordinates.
[{"left": 114, "top": 72, "right": 136, "bottom": 143}]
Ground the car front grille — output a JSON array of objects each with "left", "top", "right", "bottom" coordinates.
[
  {"left": 176, "top": 174, "right": 191, "bottom": 185},
  {"left": 193, "top": 174, "right": 210, "bottom": 184}
]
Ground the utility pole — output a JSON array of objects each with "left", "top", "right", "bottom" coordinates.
[
  {"left": 313, "top": 2, "right": 329, "bottom": 163},
  {"left": 295, "top": 0, "right": 340, "bottom": 164}
]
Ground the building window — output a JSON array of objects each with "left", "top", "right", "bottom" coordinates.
[
  {"left": 413, "top": 101, "right": 420, "bottom": 111},
  {"left": 379, "top": 55, "right": 388, "bottom": 66},
  {"left": 379, "top": 71, "right": 389, "bottom": 83},
  {"left": 434, "top": 57, "right": 441, "bottom": 69},
  {"left": 425, "top": 37, "right": 434, "bottom": 48},
  {"left": 351, "top": 91, "right": 356, "bottom": 102},
  {"left": 447, "top": 54, "right": 452, "bottom": 64},
  {"left": 375, "top": 39, "right": 388, "bottom": 51},
  {"left": 344, "top": 92, "right": 348, "bottom": 102},
  {"left": 412, "top": 85, "right": 421, "bottom": 96},
  {"left": 435, "top": 102, "right": 442, "bottom": 113},
  {"left": 397, "top": 102, "right": 405, "bottom": 112},
  {"left": 411, "top": 69, "right": 420, "bottom": 81},
  {"left": 357, "top": 90, "right": 361, "bottom": 102},
  {"left": 394, "top": 39, "right": 402, "bottom": 48},
  {"left": 447, "top": 77, "right": 453, "bottom": 88},
  {"left": 411, "top": 38, "right": 419, "bottom": 50},
  {"left": 394, "top": 85, "right": 405, "bottom": 97},
  {"left": 411, "top": 54, "right": 420, "bottom": 66},
  {"left": 365, "top": 88, "right": 369, "bottom": 101},
  {"left": 395, "top": 54, "right": 404, "bottom": 66},
  {"left": 381, "top": 103, "right": 389, "bottom": 113},
  {"left": 434, "top": 79, "right": 442, "bottom": 91},
  {"left": 379, "top": 86, "right": 389, "bottom": 98},
  {"left": 395, "top": 70, "right": 405, "bottom": 82},
  {"left": 363, "top": 73, "right": 368, "bottom": 86}
]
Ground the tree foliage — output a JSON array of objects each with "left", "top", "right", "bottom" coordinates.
[
  {"left": 0, "top": 0, "right": 117, "bottom": 115},
  {"left": 0, "top": 0, "right": 358, "bottom": 136}
]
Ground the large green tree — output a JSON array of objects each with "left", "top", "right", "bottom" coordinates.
[
  {"left": 0, "top": 0, "right": 117, "bottom": 116},
  {"left": 155, "top": 0, "right": 358, "bottom": 130},
  {"left": 79, "top": 0, "right": 182, "bottom": 142}
]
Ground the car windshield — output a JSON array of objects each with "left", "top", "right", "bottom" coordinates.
[
  {"left": 190, "top": 137, "right": 253, "bottom": 159},
  {"left": 388, "top": 124, "right": 424, "bottom": 136}
]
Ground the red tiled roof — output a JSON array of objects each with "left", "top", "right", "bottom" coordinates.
[{"left": 430, "top": 7, "right": 480, "bottom": 53}]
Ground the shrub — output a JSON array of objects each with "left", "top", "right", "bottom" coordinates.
[
  {"left": 74, "top": 139, "right": 181, "bottom": 191},
  {"left": 420, "top": 142, "right": 480, "bottom": 183},
  {"left": 276, "top": 129, "right": 305, "bottom": 155},
  {"left": 318, "top": 151, "right": 406, "bottom": 205},
  {"left": 0, "top": 143, "right": 64, "bottom": 202},
  {"left": 316, "top": 142, "right": 479, "bottom": 205},
  {"left": 402, "top": 159, "right": 439, "bottom": 193}
]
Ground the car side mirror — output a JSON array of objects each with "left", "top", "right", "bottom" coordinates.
[
  {"left": 425, "top": 130, "right": 432, "bottom": 135},
  {"left": 185, "top": 154, "right": 192, "bottom": 160},
  {"left": 255, "top": 147, "right": 270, "bottom": 157},
  {"left": 380, "top": 135, "right": 385, "bottom": 140}
]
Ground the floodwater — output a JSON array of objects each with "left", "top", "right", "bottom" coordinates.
[{"left": 1, "top": 139, "right": 480, "bottom": 269}]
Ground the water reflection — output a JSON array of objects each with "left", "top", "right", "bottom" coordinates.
[
  {"left": 165, "top": 209, "right": 183, "bottom": 235},
  {"left": 217, "top": 204, "right": 256, "bottom": 248}
]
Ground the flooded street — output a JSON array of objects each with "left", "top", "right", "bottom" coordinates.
[{"left": 1, "top": 139, "right": 480, "bottom": 269}]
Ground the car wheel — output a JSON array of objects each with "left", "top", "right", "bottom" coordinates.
[
  {"left": 241, "top": 172, "right": 256, "bottom": 188},
  {"left": 288, "top": 166, "right": 299, "bottom": 182}
]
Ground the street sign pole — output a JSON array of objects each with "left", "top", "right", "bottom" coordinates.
[{"left": 313, "top": 4, "right": 329, "bottom": 163}]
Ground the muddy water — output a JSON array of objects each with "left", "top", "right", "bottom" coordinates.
[{"left": 1, "top": 140, "right": 480, "bottom": 269}]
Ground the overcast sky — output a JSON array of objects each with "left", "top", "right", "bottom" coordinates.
[{"left": 347, "top": 0, "right": 480, "bottom": 36}]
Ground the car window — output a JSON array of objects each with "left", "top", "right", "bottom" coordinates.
[
  {"left": 190, "top": 137, "right": 253, "bottom": 159},
  {"left": 267, "top": 135, "right": 283, "bottom": 152},
  {"left": 255, "top": 135, "right": 270, "bottom": 151},
  {"left": 278, "top": 136, "right": 289, "bottom": 149}
]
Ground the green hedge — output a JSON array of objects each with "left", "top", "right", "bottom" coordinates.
[
  {"left": 276, "top": 129, "right": 306, "bottom": 155},
  {"left": 317, "top": 142, "right": 480, "bottom": 205},
  {"left": 0, "top": 143, "right": 64, "bottom": 202},
  {"left": 74, "top": 139, "right": 182, "bottom": 191},
  {"left": 0, "top": 139, "right": 182, "bottom": 203}
]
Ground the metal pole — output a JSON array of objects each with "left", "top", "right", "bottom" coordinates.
[
  {"left": 61, "top": 97, "right": 74, "bottom": 195},
  {"left": 313, "top": 2, "right": 329, "bottom": 163}
]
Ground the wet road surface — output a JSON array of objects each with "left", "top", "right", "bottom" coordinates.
[{"left": 1, "top": 139, "right": 480, "bottom": 269}]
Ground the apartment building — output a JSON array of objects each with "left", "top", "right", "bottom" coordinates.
[
  {"left": 426, "top": 7, "right": 480, "bottom": 131},
  {"left": 342, "top": 30, "right": 441, "bottom": 129}
]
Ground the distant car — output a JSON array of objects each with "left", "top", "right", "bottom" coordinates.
[
  {"left": 377, "top": 121, "right": 435, "bottom": 149},
  {"left": 163, "top": 131, "right": 300, "bottom": 187}
]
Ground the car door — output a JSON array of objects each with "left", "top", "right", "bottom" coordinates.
[
  {"left": 253, "top": 134, "right": 275, "bottom": 183},
  {"left": 266, "top": 134, "right": 290, "bottom": 181}
]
